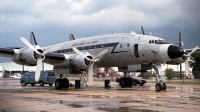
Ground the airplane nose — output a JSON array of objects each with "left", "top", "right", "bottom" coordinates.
[{"left": 168, "top": 45, "right": 184, "bottom": 59}]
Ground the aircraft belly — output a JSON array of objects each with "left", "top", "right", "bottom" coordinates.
[{"left": 97, "top": 52, "right": 142, "bottom": 67}]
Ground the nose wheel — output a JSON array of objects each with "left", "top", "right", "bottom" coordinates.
[
  {"left": 152, "top": 63, "right": 167, "bottom": 91},
  {"left": 155, "top": 82, "right": 167, "bottom": 91}
]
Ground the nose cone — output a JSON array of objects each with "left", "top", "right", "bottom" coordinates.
[{"left": 168, "top": 45, "right": 184, "bottom": 59}]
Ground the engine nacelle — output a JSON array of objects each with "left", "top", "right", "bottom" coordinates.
[
  {"left": 53, "top": 53, "right": 93, "bottom": 70},
  {"left": 12, "top": 46, "right": 44, "bottom": 66},
  {"left": 69, "top": 54, "right": 90, "bottom": 70},
  {"left": 166, "top": 57, "right": 185, "bottom": 65},
  {"left": 118, "top": 64, "right": 151, "bottom": 72}
]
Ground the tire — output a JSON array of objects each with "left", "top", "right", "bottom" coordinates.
[
  {"left": 132, "top": 81, "right": 137, "bottom": 86},
  {"left": 21, "top": 81, "right": 27, "bottom": 86},
  {"left": 155, "top": 83, "right": 163, "bottom": 91},
  {"left": 49, "top": 83, "right": 53, "bottom": 86},
  {"left": 140, "top": 83, "right": 144, "bottom": 86},
  {"left": 39, "top": 81, "right": 44, "bottom": 87},
  {"left": 55, "top": 79, "right": 63, "bottom": 89},
  {"left": 31, "top": 84, "right": 35, "bottom": 86},
  {"left": 120, "top": 79, "right": 126, "bottom": 87},
  {"left": 63, "top": 78, "right": 69, "bottom": 89},
  {"left": 162, "top": 83, "right": 167, "bottom": 90}
]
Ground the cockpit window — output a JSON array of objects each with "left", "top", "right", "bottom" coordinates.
[
  {"left": 149, "top": 40, "right": 151, "bottom": 43},
  {"left": 149, "top": 39, "right": 168, "bottom": 44}
]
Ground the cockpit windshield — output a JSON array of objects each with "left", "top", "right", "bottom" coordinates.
[{"left": 149, "top": 39, "right": 168, "bottom": 44}]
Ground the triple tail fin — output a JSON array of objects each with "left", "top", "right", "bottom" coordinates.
[
  {"left": 69, "top": 34, "right": 75, "bottom": 41},
  {"left": 30, "top": 32, "right": 38, "bottom": 45}
]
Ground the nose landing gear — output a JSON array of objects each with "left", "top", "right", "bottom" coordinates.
[{"left": 152, "top": 64, "right": 167, "bottom": 91}]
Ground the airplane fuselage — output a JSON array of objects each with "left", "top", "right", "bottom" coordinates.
[{"left": 43, "top": 33, "right": 178, "bottom": 68}]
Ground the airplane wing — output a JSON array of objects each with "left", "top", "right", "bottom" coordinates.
[
  {"left": 0, "top": 47, "right": 16, "bottom": 58},
  {"left": 184, "top": 48, "right": 200, "bottom": 53},
  {"left": 44, "top": 53, "right": 65, "bottom": 64},
  {"left": 0, "top": 47, "right": 65, "bottom": 63}
]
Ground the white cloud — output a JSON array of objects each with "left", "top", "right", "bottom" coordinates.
[{"left": 0, "top": 0, "right": 199, "bottom": 49}]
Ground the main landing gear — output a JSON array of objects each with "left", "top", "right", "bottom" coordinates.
[
  {"left": 55, "top": 74, "right": 69, "bottom": 89},
  {"left": 152, "top": 64, "right": 167, "bottom": 91}
]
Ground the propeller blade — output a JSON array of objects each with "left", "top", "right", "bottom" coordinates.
[
  {"left": 72, "top": 47, "right": 92, "bottom": 61},
  {"left": 20, "top": 37, "right": 41, "bottom": 55},
  {"left": 94, "top": 49, "right": 109, "bottom": 59},
  {"left": 185, "top": 58, "right": 189, "bottom": 78},
  {"left": 87, "top": 64, "right": 93, "bottom": 86},
  {"left": 44, "top": 45, "right": 62, "bottom": 54},
  {"left": 188, "top": 46, "right": 199, "bottom": 56},
  {"left": 35, "top": 57, "right": 42, "bottom": 82}
]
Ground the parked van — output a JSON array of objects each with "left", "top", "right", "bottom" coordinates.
[{"left": 20, "top": 71, "right": 56, "bottom": 86}]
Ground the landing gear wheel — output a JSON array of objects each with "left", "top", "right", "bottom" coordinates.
[
  {"left": 31, "top": 84, "right": 35, "bottom": 86},
  {"left": 155, "top": 83, "right": 163, "bottom": 91},
  {"left": 132, "top": 81, "right": 136, "bottom": 86},
  {"left": 120, "top": 79, "right": 126, "bottom": 87},
  {"left": 63, "top": 78, "right": 69, "bottom": 89},
  {"left": 55, "top": 79, "right": 63, "bottom": 89},
  {"left": 21, "top": 81, "right": 26, "bottom": 86},
  {"left": 49, "top": 83, "right": 53, "bottom": 86},
  {"left": 162, "top": 83, "right": 167, "bottom": 90}
]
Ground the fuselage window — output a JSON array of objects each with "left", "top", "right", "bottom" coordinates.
[
  {"left": 155, "top": 40, "right": 158, "bottom": 44},
  {"left": 152, "top": 40, "right": 154, "bottom": 43},
  {"left": 127, "top": 43, "right": 130, "bottom": 47},
  {"left": 120, "top": 44, "right": 122, "bottom": 48}
]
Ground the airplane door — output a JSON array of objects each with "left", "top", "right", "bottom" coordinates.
[{"left": 134, "top": 44, "right": 139, "bottom": 58}]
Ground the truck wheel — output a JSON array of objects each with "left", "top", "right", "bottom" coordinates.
[
  {"left": 49, "top": 83, "right": 53, "bottom": 86},
  {"left": 21, "top": 81, "right": 27, "bottom": 86},
  {"left": 39, "top": 81, "right": 44, "bottom": 86},
  {"left": 31, "top": 84, "right": 35, "bottom": 86}
]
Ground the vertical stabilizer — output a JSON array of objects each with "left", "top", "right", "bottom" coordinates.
[
  {"left": 69, "top": 34, "right": 75, "bottom": 41},
  {"left": 30, "top": 32, "right": 38, "bottom": 45}
]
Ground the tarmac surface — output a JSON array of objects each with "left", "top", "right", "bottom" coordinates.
[{"left": 0, "top": 79, "right": 200, "bottom": 112}]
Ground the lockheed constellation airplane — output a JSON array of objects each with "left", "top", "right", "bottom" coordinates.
[{"left": 0, "top": 28, "right": 198, "bottom": 91}]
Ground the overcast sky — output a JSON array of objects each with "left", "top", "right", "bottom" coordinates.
[{"left": 0, "top": 0, "right": 200, "bottom": 62}]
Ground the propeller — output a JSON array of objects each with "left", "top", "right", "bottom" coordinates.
[
  {"left": 72, "top": 47, "right": 109, "bottom": 86},
  {"left": 184, "top": 46, "right": 199, "bottom": 77},
  {"left": 20, "top": 37, "right": 62, "bottom": 82}
]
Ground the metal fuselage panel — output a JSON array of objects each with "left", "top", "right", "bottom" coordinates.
[{"left": 43, "top": 34, "right": 170, "bottom": 67}]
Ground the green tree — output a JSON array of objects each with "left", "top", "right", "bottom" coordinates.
[
  {"left": 165, "top": 68, "right": 175, "bottom": 83},
  {"left": 190, "top": 52, "right": 200, "bottom": 79}
]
